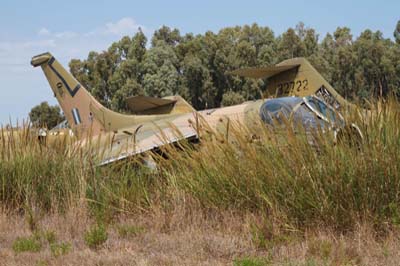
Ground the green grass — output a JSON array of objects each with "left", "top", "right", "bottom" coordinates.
[
  {"left": 12, "top": 229, "right": 71, "bottom": 256},
  {"left": 35, "top": 260, "right": 49, "bottom": 266},
  {"left": 42, "top": 230, "right": 57, "bottom": 244},
  {"left": 84, "top": 224, "right": 108, "bottom": 249},
  {"left": 50, "top": 242, "right": 71, "bottom": 257},
  {"left": 234, "top": 257, "right": 270, "bottom": 266},
  {"left": 1, "top": 98, "right": 400, "bottom": 235},
  {"left": 12, "top": 236, "right": 42, "bottom": 253}
]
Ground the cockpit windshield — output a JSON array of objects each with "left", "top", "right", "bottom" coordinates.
[
  {"left": 259, "top": 96, "right": 344, "bottom": 130},
  {"left": 304, "top": 96, "right": 343, "bottom": 125},
  {"left": 259, "top": 100, "right": 294, "bottom": 125}
]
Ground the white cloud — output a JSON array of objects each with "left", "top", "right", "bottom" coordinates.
[
  {"left": 38, "top": 27, "right": 77, "bottom": 40},
  {"left": 37, "top": 17, "right": 149, "bottom": 40},
  {"left": 105, "top": 17, "right": 142, "bottom": 35},
  {"left": 0, "top": 17, "right": 150, "bottom": 124},
  {"left": 38, "top": 27, "right": 51, "bottom": 36},
  {"left": 87, "top": 17, "right": 144, "bottom": 37},
  {"left": 0, "top": 17, "right": 149, "bottom": 69}
]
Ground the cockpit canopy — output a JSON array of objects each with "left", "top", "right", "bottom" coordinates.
[
  {"left": 259, "top": 96, "right": 343, "bottom": 130},
  {"left": 260, "top": 97, "right": 301, "bottom": 125}
]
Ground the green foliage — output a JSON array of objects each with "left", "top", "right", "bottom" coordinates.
[
  {"left": 234, "top": 257, "right": 270, "bottom": 266},
  {"left": 12, "top": 229, "right": 70, "bottom": 257},
  {"left": 142, "top": 41, "right": 181, "bottom": 97},
  {"left": 12, "top": 236, "right": 42, "bottom": 253},
  {"left": 160, "top": 98, "right": 400, "bottom": 231},
  {"left": 29, "top": 101, "right": 64, "bottom": 129},
  {"left": 50, "top": 242, "right": 71, "bottom": 257},
  {"left": 42, "top": 230, "right": 57, "bottom": 244},
  {"left": 0, "top": 127, "right": 86, "bottom": 212},
  {"left": 84, "top": 225, "right": 108, "bottom": 249},
  {"left": 394, "top": 20, "right": 400, "bottom": 44},
  {"left": 35, "top": 260, "right": 49, "bottom": 266},
  {"left": 221, "top": 91, "right": 245, "bottom": 107},
  {"left": 278, "top": 27, "right": 304, "bottom": 60},
  {"left": 152, "top": 25, "right": 182, "bottom": 47},
  {"left": 67, "top": 21, "right": 400, "bottom": 113}
]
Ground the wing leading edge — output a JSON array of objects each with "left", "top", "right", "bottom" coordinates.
[
  {"left": 230, "top": 64, "right": 300, "bottom": 79},
  {"left": 97, "top": 112, "right": 198, "bottom": 165}
]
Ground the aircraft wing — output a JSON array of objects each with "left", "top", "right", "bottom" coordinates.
[
  {"left": 97, "top": 112, "right": 198, "bottom": 165},
  {"left": 230, "top": 64, "right": 300, "bottom": 79}
]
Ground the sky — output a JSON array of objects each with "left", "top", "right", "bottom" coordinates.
[{"left": 0, "top": 0, "right": 399, "bottom": 125}]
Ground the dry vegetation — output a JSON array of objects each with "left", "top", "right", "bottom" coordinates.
[
  {"left": 0, "top": 98, "right": 400, "bottom": 265},
  {"left": 2, "top": 211, "right": 400, "bottom": 266}
]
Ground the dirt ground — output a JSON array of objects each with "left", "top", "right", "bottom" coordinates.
[{"left": 1, "top": 209, "right": 399, "bottom": 266}]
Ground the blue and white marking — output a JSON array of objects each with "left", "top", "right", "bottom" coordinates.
[{"left": 71, "top": 108, "right": 82, "bottom": 125}]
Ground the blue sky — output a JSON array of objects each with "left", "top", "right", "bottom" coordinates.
[{"left": 0, "top": 0, "right": 399, "bottom": 125}]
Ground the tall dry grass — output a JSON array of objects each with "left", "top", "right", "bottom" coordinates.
[{"left": 0, "top": 98, "right": 399, "bottom": 233}]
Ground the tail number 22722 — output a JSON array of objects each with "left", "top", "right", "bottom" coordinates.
[{"left": 276, "top": 79, "right": 308, "bottom": 95}]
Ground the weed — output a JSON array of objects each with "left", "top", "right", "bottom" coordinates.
[
  {"left": 50, "top": 242, "right": 71, "bottom": 257},
  {"left": 35, "top": 260, "right": 48, "bottom": 266},
  {"left": 250, "top": 223, "right": 268, "bottom": 250},
  {"left": 84, "top": 224, "right": 108, "bottom": 249},
  {"left": 43, "top": 230, "right": 57, "bottom": 244},
  {"left": 382, "top": 243, "right": 390, "bottom": 258},
  {"left": 12, "top": 236, "right": 42, "bottom": 253},
  {"left": 26, "top": 207, "right": 39, "bottom": 232},
  {"left": 304, "top": 258, "right": 318, "bottom": 266},
  {"left": 234, "top": 257, "right": 270, "bottom": 266}
]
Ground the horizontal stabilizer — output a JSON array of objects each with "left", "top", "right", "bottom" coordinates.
[
  {"left": 230, "top": 64, "right": 300, "bottom": 79},
  {"left": 126, "top": 95, "right": 176, "bottom": 114}
]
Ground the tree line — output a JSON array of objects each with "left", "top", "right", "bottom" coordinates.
[{"left": 31, "top": 21, "right": 400, "bottom": 128}]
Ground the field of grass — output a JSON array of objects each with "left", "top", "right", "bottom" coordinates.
[{"left": 0, "top": 98, "right": 399, "bottom": 265}]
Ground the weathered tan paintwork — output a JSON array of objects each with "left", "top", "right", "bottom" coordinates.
[
  {"left": 231, "top": 58, "right": 352, "bottom": 109},
  {"left": 31, "top": 53, "right": 352, "bottom": 165},
  {"left": 126, "top": 95, "right": 195, "bottom": 115}
]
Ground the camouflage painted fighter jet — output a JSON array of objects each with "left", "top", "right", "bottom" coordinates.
[{"left": 31, "top": 52, "right": 355, "bottom": 165}]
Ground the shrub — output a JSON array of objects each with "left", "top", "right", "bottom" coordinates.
[
  {"left": 35, "top": 260, "right": 48, "bottom": 266},
  {"left": 42, "top": 231, "right": 57, "bottom": 244},
  {"left": 84, "top": 225, "right": 108, "bottom": 249},
  {"left": 233, "top": 257, "right": 270, "bottom": 266},
  {"left": 50, "top": 242, "right": 71, "bottom": 257},
  {"left": 12, "top": 236, "right": 42, "bottom": 253}
]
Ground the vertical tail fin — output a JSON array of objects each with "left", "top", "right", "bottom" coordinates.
[
  {"left": 31, "top": 52, "right": 105, "bottom": 137},
  {"left": 31, "top": 52, "right": 144, "bottom": 138},
  {"left": 273, "top": 57, "right": 350, "bottom": 109},
  {"left": 231, "top": 57, "right": 352, "bottom": 110}
]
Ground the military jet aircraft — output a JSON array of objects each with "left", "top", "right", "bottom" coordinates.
[{"left": 31, "top": 53, "right": 357, "bottom": 165}]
